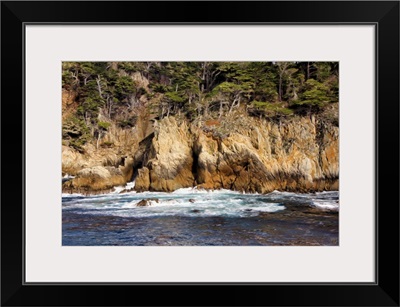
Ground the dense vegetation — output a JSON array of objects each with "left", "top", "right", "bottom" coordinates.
[{"left": 62, "top": 62, "right": 338, "bottom": 150}]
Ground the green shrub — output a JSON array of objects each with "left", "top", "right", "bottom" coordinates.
[
  {"left": 251, "top": 101, "right": 294, "bottom": 116},
  {"left": 117, "top": 116, "right": 137, "bottom": 128},
  {"left": 101, "top": 141, "right": 114, "bottom": 148},
  {"left": 97, "top": 121, "right": 111, "bottom": 130},
  {"left": 62, "top": 116, "right": 90, "bottom": 140}
]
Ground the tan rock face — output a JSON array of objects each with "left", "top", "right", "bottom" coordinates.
[
  {"left": 62, "top": 115, "right": 338, "bottom": 194},
  {"left": 132, "top": 116, "right": 338, "bottom": 193},
  {"left": 62, "top": 166, "right": 125, "bottom": 194},
  {"left": 135, "top": 117, "right": 195, "bottom": 191},
  {"left": 61, "top": 124, "right": 138, "bottom": 193},
  {"left": 134, "top": 167, "right": 150, "bottom": 192},
  {"left": 77, "top": 165, "right": 114, "bottom": 178},
  {"left": 192, "top": 116, "right": 338, "bottom": 193},
  {"left": 61, "top": 145, "right": 90, "bottom": 175}
]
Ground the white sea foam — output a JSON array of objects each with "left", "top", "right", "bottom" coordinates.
[
  {"left": 309, "top": 191, "right": 339, "bottom": 211},
  {"left": 62, "top": 173, "right": 75, "bottom": 179},
  {"left": 63, "top": 188, "right": 338, "bottom": 217},
  {"left": 112, "top": 186, "right": 125, "bottom": 194},
  {"left": 171, "top": 187, "right": 240, "bottom": 195},
  {"left": 311, "top": 201, "right": 339, "bottom": 211},
  {"left": 111, "top": 181, "right": 136, "bottom": 194},
  {"left": 125, "top": 181, "right": 135, "bottom": 190},
  {"left": 62, "top": 193, "right": 82, "bottom": 198},
  {"left": 66, "top": 191, "right": 285, "bottom": 218}
]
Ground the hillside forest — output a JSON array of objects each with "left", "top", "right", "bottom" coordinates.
[
  {"left": 62, "top": 61, "right": 338, "bottom": 150},
  {"left": 62, "top": 61, "right": 339, "bottom": 194}
]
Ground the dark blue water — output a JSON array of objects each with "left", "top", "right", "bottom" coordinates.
[{"left": 62, "top": 189, "right": 339, "bottom": 246}]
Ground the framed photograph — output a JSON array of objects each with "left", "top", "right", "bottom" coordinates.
[{"left": 2, "top": 1, "right": 399, "bottom": 306}]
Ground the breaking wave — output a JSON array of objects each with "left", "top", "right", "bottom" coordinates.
[{"left": 62, "top": 187, "right": 338, "bottom": 218}]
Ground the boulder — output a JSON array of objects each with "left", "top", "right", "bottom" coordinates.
[
  {"left": 136, "top": 198, "right": 159, "bottom": 207},
  {"left": 136, "top": 199, "right": 151, "bottom": 207}
]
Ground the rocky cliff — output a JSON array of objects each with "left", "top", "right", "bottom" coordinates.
[
  {"left": 132, "top": 115, "right": 338, "bottom": 193},
  {"left": 63, "top": 114, "right": 338, "bottom": 194}
]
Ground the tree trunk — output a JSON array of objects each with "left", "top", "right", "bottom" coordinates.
[
  {"left": 219, "top": 101, "right": 224, "bottom": 118},
  {"left": 229, "top": 96, "right": 240, "bottom": 114},
  {"left": 96, "top": 75, "right": 103, "bottom": 97},
  {"left": 106, "top": 97, "right": 113, "bottom": 118},
  {"left": 203, "top": 99, "right": 209, "bottom": 117},
  {"left": 96, "top": 132, "right": 100, "bottom": 150}
]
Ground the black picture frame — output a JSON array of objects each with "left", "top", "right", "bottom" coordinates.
[{"left": 1, "top": 1, "right": 399, "bottom": 306}]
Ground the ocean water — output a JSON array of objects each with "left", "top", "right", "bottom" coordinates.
[{"left": 62, "top": 185, "right": 339, "bottom": 246}]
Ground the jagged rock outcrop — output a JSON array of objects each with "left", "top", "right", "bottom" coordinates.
[
  {"left": 134, "top": 117, "right": 195, "bottom": 191},
  {"left": 133, "top": 116, "right": 338, "bottom": 193},
  {"left": 62, "top": 165, "right": 125, "bottom": 194},
  {"left": 62, "top": 156, "right": 134, "bottom": 194},
  {"left": 192, "top": 116, "right": 338, "bottom": 193},
  {"left": 62, "top": 115, "right": 339, "bottom": 194}
]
